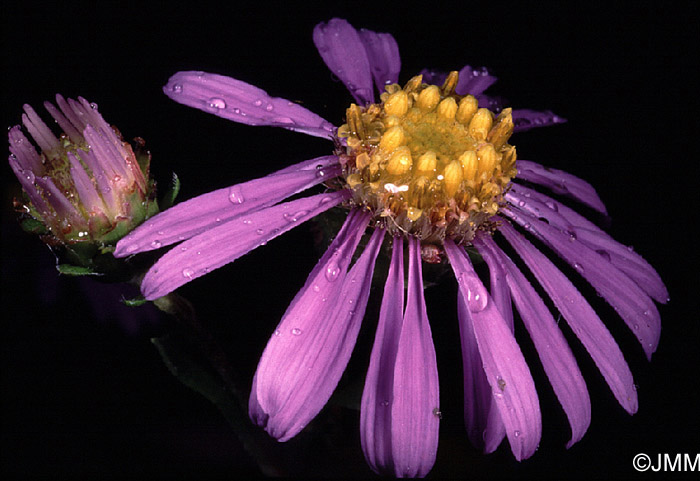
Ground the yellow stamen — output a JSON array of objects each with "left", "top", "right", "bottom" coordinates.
[
  {"left": 386, "top": 146, "right": 413, "bottom": 175},
  {"left": 379, "top": 125, "right": 406, "bottom": 152},
  {"left": 417, "top": 85, "right": 440, "bottom": 111},
  {"left": 336, "top": 70, "right": 517, "bottom": 244},
  {"left": 437, "top": 97, "right": 458, "bottom": 120},
  {"left": 469, "top": 108, "right": 493, "bottom": 141},
  {"left": 416, "top": 151, "right": 437, "bottom": 174}
]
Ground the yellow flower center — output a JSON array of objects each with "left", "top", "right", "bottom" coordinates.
[{"left": 336, "top": 71, "right": 517, "bottom": 245}]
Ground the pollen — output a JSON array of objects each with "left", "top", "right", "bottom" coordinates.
[{"left": 336, "top": 72, "right": 517, "bottom": 244}]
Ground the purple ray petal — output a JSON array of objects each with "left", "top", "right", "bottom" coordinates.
[
  {"left": 250, "top": 211, "right": 379, "bottom": 441},
  {"left": 515, "top": 159, "right": 607, "bottom": 214},
  {"left": 358, "top": 28, "right": 401, "bottom": 94},
  {"left": 43, "top": 98, "right": 83, "bottom": 145},
  {"left": 504, "top": 206, "right": 661, "bottom": 359},
  {"left": 457, "top": 292, "right": 506, "bottom": 453},
  {"left": 140, "top": 190, "right": 348, "bottom": 300},
  {"left": 481, "top": 239, "right": 514, "bottom": 453},
  {"left": 115, "top": 156, "right": 340, "bottom": 257},
  {"left": 507, "top": 184, "right": 668, "bottom": 303},
  {"left": 445, "top": 240, "right": 541, "bottom": 461},
  {"left": 21, "top": 105, "right": 59, "bottom": 154},
  {"left": 8, "top": 126, "right": 44, "bottom": 173},
  {"left": 163, "top": 71, "right": 336, "bottom": 139},
  {"left": 313, "top": 18, "right": 375, "bottom": 105},
  {"left": 497, "top": 221, "right": 638, "bottom": 414},
  {"left": 391, "top": 237, "right": 439, "bottom": 477},
  {"left": 476, "top": 234, "right": 591, "bottom": 448},
  {"left": 68, "top": 152, "right": 106, "bottom": 215},
  {"left": 8, "top": 154, "right": 51, "bottom": 216},
  {"left": 34, "top": 176, "right": 82, "bottom": 226},
  {"left": 512, "top": 109, "right": 567, "bottom": 133},
  {"left": 455, "top": 65, "right": 498, "bottom": 96},
  {"left": 361, "top": 236, "right": 404, "bottom": 475}
]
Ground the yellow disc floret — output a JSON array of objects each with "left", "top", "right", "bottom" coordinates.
[{"left": 336, "top": 71, "right": 517, "bottom": 244}]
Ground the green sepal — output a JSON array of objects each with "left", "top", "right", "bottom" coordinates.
[
  {"left": 122, "top": 297, "right": 148, "bottom": 307},
  {"left": 19, "top": 216, "right": 48, "bottom": 235},
  {"left": 160, "top": 172, "right": 181, "bottom": 210},
  {"left": 56, "top": 263, "right": 101, "bottom": 276}
]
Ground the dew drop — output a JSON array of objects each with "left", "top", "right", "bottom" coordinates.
[
  {"left": 274, "top": 329, "right": 281, "bottom": 336},
  {"left": 228, "top": 186, "right": 245, "bottom": 204},
  {"left": 242, "top": 219, "right": 252, "bottom": 225},
  {"left": 291, "top": 327, "right": 302, "bottom": 336},
  {"left": 255, "top": 228, "right": 264, "bottom": 235},
  {"left": 150, "top": 240, "right": 162, "bottom": 248},
  {"left": 312, "top": 284, "right": 321, "bottom": 292},
  {"left": 514, "top": 430, "right": 521, "bottom": 437},
  {"left": 545, "top": 200, "right": 558, "bottom": 211},
  {"left": 207, "top": 97, "right": 226, "bottom": 110},
  {"left": 459, "top": 273, "right": 488, "bottom": 312},
  {"left": 565, "top": 229, "right": 577, "bottom": 242},
  {"left": 380, "top": 400, "right": 390, "bottom": 407},
  {"left": 518, "top": 200, "right": 526, "bottom": 207},
  {"left": 182, "top": 268, "right": 194, "bottom": 279},
  {"left": 171, "top": 83, "right": 182, "bottom": 93},
  {"left": 265, "top": 104, "right": 274, "bottom": 111},
  {"left": 320, "top": 195, "right": 333, "bottom": 204},
  {"left": 573, "top": 262, "right": 584, "bottom": 273},
  {"left": 433, "top": 408, "right": 442, "bottom": 419},
  {"left": 325, "top": 261, "right": 341, "bottom": 281},
  {"left": 253, "top": 99, "right": 263, "bottom": 106},
  {"left": 284, "top": 210, "right": 309, "bottom": 222}
]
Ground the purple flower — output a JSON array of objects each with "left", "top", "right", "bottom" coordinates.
[
  {"left": 114, "top": 18, "right": 667, "bottom": 477},
  {"left": 8, "top": 95, "right": 156, "bottom": 247}
]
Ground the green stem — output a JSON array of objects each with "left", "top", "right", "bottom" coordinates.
[{"left": 152, "top": 293, "right": 285, "bottom": 477}]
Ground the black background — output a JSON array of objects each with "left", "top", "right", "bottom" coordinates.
[{"left": 2, "top": 1, "right": 698, "bottom": 479}]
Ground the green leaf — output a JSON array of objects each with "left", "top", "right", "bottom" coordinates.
[
  {"left": 56, "top": 264, "right": 101, "bottom": 276},
  {"left": 160, "top": 172, "right": 181, "bottom": 210}
]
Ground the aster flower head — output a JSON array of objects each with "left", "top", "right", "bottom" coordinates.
[
  {"left": 8, "top": 95, "right": 157, "bottom": 268},
  {"left": 115, "top": 18, "right": 667, "bottom": 477}
]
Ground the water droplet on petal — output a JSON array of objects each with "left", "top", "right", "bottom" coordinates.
[
  {"left": 518, "top": 200, "right": 526, "bottom": 207},
  {"left": 514, "top": 430, "right": 521, "bottom": 437},
  {"left": 380, "top": 400, "right": 390, "bottom": 407},
  {"left": 545, "top": 200, "right": 558, "bottom": 211},
  {"left": 253, "top": 99, "right": 263, "bottom": 106},
  {"left": 182, "top": 268, "right": 195, "bottom": 278},
  {"left": 207, "top": 97, "right": 226, "bottom": 110},
  {"left": 150, "top": 240, "right": 162, "bottom": 248},
  {"left": 573, "top": 262, "right": 584, "bottom": 273},
  {"left": 265, "top": 104, "right": 274, "bottom": 111},
  {"left": 325, "top": 261, "right": 341, "bottom": 281},
  {"left": 228, "top": 185, "right": 245, "bottom": 204},
  {"left": 291, "top": 328, "right": 302, "bottom": 336},
  {"left": 255, "top": 228, "right": 264, "bottom": 235},
  {"left": 459, "top": 273, "right": 488, "bottom": 312},
  {"left": 312, "top": 284, "right": 320, "bottom": 292},
  {"left": 284, "top": 210, "right": 309, "bottom": 222},
  {"left": 171, "top": 84, "right": 182, "bottom": 93}
]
